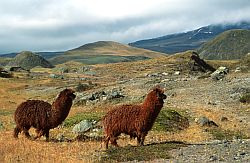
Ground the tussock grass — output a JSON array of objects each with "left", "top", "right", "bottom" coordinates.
[
  {"left": 102, "top": 141, "right": 185, "bottom": 162},
  {"left": 207, "top": 128, "right": 248, "bottom": 140},
  {"left": 63, "top": 112, "right": 105, "bottom": 127}
]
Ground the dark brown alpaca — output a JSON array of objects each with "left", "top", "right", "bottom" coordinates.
[
  {"left": 102, "top": 87, "right": 167, "bottom": 149},
  {"left": 13, "top": 88, "right": 76, "bottom": 141}
]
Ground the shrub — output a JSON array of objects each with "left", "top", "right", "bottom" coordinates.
[{"left": 239, "top": 93, "right": 250, "bottom": 103}]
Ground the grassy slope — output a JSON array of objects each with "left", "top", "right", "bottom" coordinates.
[
  {"left": 49, "top": 41, "right": 167, "bottom": 65},
  {"left": 199, "top": 29, "right": 250, "bottom": 60}
]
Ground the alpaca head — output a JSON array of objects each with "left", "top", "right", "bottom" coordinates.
[
  {"left": 58, "top": 88, "right": 76, "bottom": 100},
  {"left": 153, "top": 87, "right": 167, "bottom": 103},
  {"left": 144, "top": 86, "right": 167, "bottom": 108}
]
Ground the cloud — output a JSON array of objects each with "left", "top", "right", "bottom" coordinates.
[{"left": 0, "top": 0, "right": 250, "bottom": 53}]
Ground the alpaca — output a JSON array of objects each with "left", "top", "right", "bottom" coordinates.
[
  {"left": 102, "top": 87, "right": 167, "bottom": 149},
  {"left": 13, "top": 88, "right": 76, "bottom": 141}
]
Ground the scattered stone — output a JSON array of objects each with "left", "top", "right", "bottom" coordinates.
[
  {"left": 211, "top": 66, "right": 229, "bottom": 80},
  {"left": 174, "top": 71, "right": 180, "bottom": 75},
  {"left": 162, "top": 72, "right": 169, "bottom": 76},
  {"left": 56, "top": 133, "right": 66, "bottom": 142},
  {"left": 49, "top": 74, "right": 64, "bottom": 79},
  {"left": 75, "top": 82, "right": 95, "bottom": 92},
  {"left": 74, "top": 88, "right": 125, "bottom": 106},
  {"left": 195, "top": 116, "right": 218, "bottom": 127},
  {"left": 221, "top": 116, "right": 228, "bottom": 122},
  {"left": 0, "top": 70, "right": 12, "bottom": 78},
  {"left": 209, "top": 155, "right": 218, "bottom": 161},
  {"left": 0, "top": 121, "right": 4, "bottom": 129},
  {"left": 235, "top": 67, "right": 241, "bottom": 73},
  {"left": 77, "top": 66, "right": 92, "bottom": 73}
]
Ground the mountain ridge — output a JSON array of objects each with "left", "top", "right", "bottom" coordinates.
[{"left": 129, "top": 21, "right": 250, "bottom": 54}]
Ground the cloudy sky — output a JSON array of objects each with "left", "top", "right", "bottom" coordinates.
[{"left": 0, "top": 0, "right": 250, "bottom": 54}]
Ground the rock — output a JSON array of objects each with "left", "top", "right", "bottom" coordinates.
[
  {"left": 174, "top": 71, "right": 180, "bottom": 75},
  {"left": 211, "top": 66, "right": 229, "bottom": 80},
  {"left": 235, "top": 67, "right": 241, "bottom": 73},
  {"left": 195, "top": 116, "right": 218, "bottom": 127},
  {"left": 75, "top": 82, "right": 94, "bottom": 92},
  {"left": 162, "top": 72, "right": 169, "bottom": 76},
  {"left": 59, "top": 67, "right": 69, "bottom": 73},
  {"left": 56, "top": 133, "right": 66, "bottom": 142},
  {"left": 74, "top": 89, "right": 125, "bottom": 106},
  {"left": 72, "top": 120, "right": 96, "bottom": 134},
  {"left": 189, "top": 52, "right": 215, "bottom": 73},
  {"left": 0, "top": 121, "right": 4, "bottom": 129},
  {"left": 0, "top": 70, "right": 12, "bottom": 78},
  {"left": 84, "top": 71, "right": 96, "bottom": 76},
  {"left": 209, "top": 155, "right": 218, "bottom": 161},
  {"left": 49, "top": 74, "right": 64, "bottom": 79},
  {"left": 221, "top": 116, "right": 228, "bottom": 122},
  {"left": 77, "top": 66, "right": 92, "bottom": 73}
]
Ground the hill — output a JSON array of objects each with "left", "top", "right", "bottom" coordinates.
[
  {"left": 0, "top": 51, "right": 64, "bottom": 59},
  {"left": 129, "top": 21, "right": 250, "bottom": 54},
  {"left": 7, "top": 51, "right": 54, "bottom": 70},
  {"left": 198, "top": 29, "right": 250, "bottom": 60},
  {"left": 49, "top": 41, "right": 167, "bottom": 65}
]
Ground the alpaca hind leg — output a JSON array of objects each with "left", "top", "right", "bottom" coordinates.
[
  {"left": 104, "top": 136, "right": 110, "bottom": 149},
  {"left": 45, "top": 129, "right": 50, "bottom": 141},
  {"left": 110, "top": 137, "right": 119, "bottom": 147},
  {"left": 13, "top": 127, "right": 21, "bottom": 138},
  {"left": 23, "top": 127, "right": 31, "bottom": 139}
]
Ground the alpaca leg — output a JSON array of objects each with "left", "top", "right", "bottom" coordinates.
[
  {"left": 104, "top": 136, "right": 110, "bottom": 149},
  {"left": 34, "top": 129, "right": 44, "bottom": 139},
  {"left": 110, "top": 137, "right": 119, "bottom": 147},
  {"left": 23, "top": 127, "right": 31, "bottom": 139},
  {"left": 13, "top": 127, "right": 21, "bottom": 138},
  {"left": 137, "top": 135, "right": 141, "bottom": 146},
  {"left": 139, "top": 133, "right": 147, "bottom": 146},
  {"left": 137, "top": 133, "right": 147, "bottom": 146},
  {"left": 45, "top": 129, "right": 50, "bottom": 141}
]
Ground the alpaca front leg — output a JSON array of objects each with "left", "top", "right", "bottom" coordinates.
[
  {"left": 104, "top": 136, "right": 110, "bottom": 149},
  {"left": 110, "top": 137, "right": 119, "bottom": 147},
  {"left": 34, "top": 129, "right": 44, "bottom": 139},
  {"left": 137, "top": 133, "right": 147, "bottom": 146}
]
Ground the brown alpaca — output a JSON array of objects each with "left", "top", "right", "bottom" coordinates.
[
  {"left": 102, "top": 87, "right": 167, "bottom": 149},
  {"left": 13, "top": 88, "right": 76, "bottom": 141}
]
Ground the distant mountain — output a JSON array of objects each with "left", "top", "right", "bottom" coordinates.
[
  {"left": 49, "top": 41, "right": 167, "bottom": 65},
  {"left": 129, "top": 22, "right": 250, "bottom": 54},
  {"left": 198, "top": 29, "right": 250, "bottom": 60},
  {"left": 7, "top": 51, "right": 54, "bottom": 70}
]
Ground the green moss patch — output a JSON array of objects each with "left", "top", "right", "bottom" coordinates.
[
  {"left": 153, "top": 109, "right": 189, "bottom": 132},
  {"left": 101, "top": 141, "right": 185, "bottom": 162},
  {"left": 63, "top": 112, "right": 105, "bottom": 127}
]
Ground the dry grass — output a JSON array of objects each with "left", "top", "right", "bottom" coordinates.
[{"left": 0, "top": 55, "right": 249, "bottom": 162}]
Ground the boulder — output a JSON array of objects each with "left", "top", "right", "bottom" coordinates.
[
  {"left": 195, "top": 116, "right": 218, "bottom": 127},
  {"left": 211, "top": 66, "right": 229, "bottom": 80},
  {"left": 72, "top": 120, "right": 96, "bottom": 134}
]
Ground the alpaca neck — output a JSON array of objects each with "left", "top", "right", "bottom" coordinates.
[
  {"left": 50, "top": 96, "right": 73, "bottom": 128},
  {"left": 141, "top": 96, "right": 163, "bottom": 129}
]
